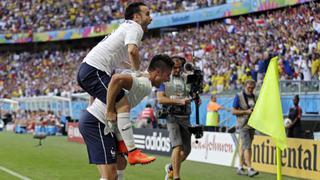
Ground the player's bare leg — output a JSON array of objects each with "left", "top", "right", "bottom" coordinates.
[
  {"left": 97, "top": 164, "right": 117, "bottom": 180},
  {"left": 171, "top": 145, "right": 186, "bottom": 179}
]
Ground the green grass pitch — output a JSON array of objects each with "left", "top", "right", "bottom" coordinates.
[{"left": 0, "top": 131, "right": 299, "bottom": 180}]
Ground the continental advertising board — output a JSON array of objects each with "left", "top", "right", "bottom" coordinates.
[{"left": 252, "top": 135, "right": 320, "bottom": 179}]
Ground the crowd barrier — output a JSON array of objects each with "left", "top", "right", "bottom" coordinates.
[
  {"left": 3, "top": 87, "right": 319, "bottom": 128},
  {"left": 14, "top": 124, "right": 27, "bottom": 134},
  {"left": 34, "top": 125, "right": 58, "bottom": 136},
  {"left": 14, "top": 124, "right": 59, "bottom": 135}
]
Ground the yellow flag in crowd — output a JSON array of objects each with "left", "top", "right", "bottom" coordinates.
[{"left": 248, "top": 56, "right": 287, "bottom": 150}]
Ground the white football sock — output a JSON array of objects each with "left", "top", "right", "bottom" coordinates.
[
  {"left": 117, "top": 113, "right": 135, "bottom": 151},
  {"left": 117, "top": 170, "right": 125, "bottom": 180}
]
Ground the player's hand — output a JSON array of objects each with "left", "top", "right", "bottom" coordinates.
[
  {"left": 106, "top": 111, "right": 117, "bottom": 122},
  {"left": 179, "top": 98, "right": 190, "bottom": 105},
  {"left": 185, "top": 98, "right": 191, "bottom": 104}
]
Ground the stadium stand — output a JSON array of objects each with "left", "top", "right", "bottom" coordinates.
[
  {"left": 0, "top": 2, "right": 319, "bottom": 98},
  {"left": 0, "top": 0, "right": 225, "bottom": 33}
]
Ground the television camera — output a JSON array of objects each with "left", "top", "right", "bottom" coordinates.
[
  {"left": 184, "top": 62, "right": 204, "bottom": 141},
  {"left": 156, "top": 60, "right": 205, "bottom": 142}
]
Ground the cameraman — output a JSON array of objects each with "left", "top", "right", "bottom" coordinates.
[
  {"left": 157, "top": 56, "right": 191, "bottom": 180},
  {"left": 232, "top": 79, "right": 259, "bottom": 177}
]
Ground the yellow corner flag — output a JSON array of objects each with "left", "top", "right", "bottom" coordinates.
[{"left": 248, "top": 56, "right": 287, "bottom": 150}]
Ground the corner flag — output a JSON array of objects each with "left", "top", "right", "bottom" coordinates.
[{"left": 248, "top": 56, "right": 287, "bottom": 150}]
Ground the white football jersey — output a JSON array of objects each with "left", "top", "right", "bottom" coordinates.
[
  {"left": 126, "top": 74, "right": 152, "bottom": 108},
  {"left": 87, "top": 74, "right": 152, "bottom": 123},
  {"left": 87, "top": 98, "right": 106, "bottom": 124},
  {"left": 84, "top": 20, "right": 143, "bottom": 75}
]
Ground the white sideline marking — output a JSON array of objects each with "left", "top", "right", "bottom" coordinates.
[{"left": 0, "top": 165, "right": 31, "bottom": 180}]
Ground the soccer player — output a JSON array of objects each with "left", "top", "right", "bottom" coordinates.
[
  {"left": 77, "top": 2, "right": 152, "bottom": 116},
  {"left": 79, "top": 54, "right": 174, "bottom": 180},
  {"left": 77, "top": 1, "right": 152, "bottom": 107},
  {"left": 105, "top": 54, "right": 174, "bottom": 164},
  {"left": 76, "top": 1, "right": 154, "bottom": 166}
]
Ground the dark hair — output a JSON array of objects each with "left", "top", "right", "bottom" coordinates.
[
  {"left": 124, "top": 2, "right": 146, "bottom": 20},
  {"left": 294, "top": 95, "right": 299, "bottom": 101},
  {"left": 148, "top": 54, "right": 174, "bottom": 72},
  {"left": 211, "top": 94, "right": 217, "bottom": 99},
  {"left": 171, "top": 55, "right": 186, "bottom": 66},
  {"left": 146, "top": 103, "right": 152, "bottom": 108},
  {"left": 245, "top": 79, "right": 256, "bottom": 87}
]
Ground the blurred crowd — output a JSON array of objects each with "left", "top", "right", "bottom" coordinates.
[
  {"left": 0, "top": 50, "right": 86, "bottom": 98},
  {"left": 0, "top": 3, "right": 320, "bottom": 98},
  {"left": 0, "top": 0, "right": 224, "bottom": 33},
  {"left": 141, "top": 2, "right": 320, "bottom": 93},
  {"left": 0, "top": 109, "right": 65, "bottom": 135}
]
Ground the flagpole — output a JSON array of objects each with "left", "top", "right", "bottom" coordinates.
[{"left": 276, "top": 146, "right": 282, "bottom": 180}]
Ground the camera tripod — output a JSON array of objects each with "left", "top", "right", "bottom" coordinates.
[{"left": 189, "top": 92, "right": 204, "bottom": 143}]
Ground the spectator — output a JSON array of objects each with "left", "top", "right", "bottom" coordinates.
[
  {"left": 1, "top": 111, "right": 12, "bottom": 126},
  {"left": 136, "top": 103, "right": 157, "bottom": 129},
  {"left": 206, "top": 94, "right": 223, "bottom": 131},
  {"left": 286, "top": 95, "right": 303, "bottom": 138}
]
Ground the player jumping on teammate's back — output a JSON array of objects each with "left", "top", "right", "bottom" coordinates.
[{"left": 105, "top": 54, "right": 174, "bottom": 165}]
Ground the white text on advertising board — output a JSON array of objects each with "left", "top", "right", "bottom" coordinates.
[{"left": 134, "top": 132, "right": 170, "bottom": 152}]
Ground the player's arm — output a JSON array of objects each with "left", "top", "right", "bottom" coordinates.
[
  {"left": 232, "top": 108, "right": 252, "bottom": 116},
  {"left": 106, "top": 74, "right": 133, "bottom": 121},
  {"left": 231, "top": 95, "right": 252, "bottom": 115},
  {"left": 127, "top": 44, "right": 140, "bottom": 71},
  {"left": 291, "top": 107, "right": 302, "bottom": 126}
]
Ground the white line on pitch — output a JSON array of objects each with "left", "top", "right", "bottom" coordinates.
[{"left": 0, "top": 165, "right": 31, "bottom": 180}]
